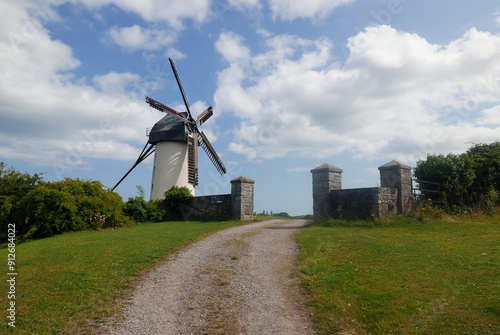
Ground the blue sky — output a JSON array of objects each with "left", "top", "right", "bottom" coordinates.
[{"left": 1, "top": 0, "right": 500, "bottom": 216}]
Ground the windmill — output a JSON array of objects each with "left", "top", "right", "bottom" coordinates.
[{"left": 112, "top": 58, "right": 226, "bottom": 199}]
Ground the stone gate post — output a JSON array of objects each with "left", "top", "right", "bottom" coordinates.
[
  {"left": 311, "top": 163, "right": 343, "bottom": 218},
  {"left": 231, "top": 176, "right": 255, "bottom": 221},
  {"left": 378, "top": 160, "right": 412, "bottom": 215}
]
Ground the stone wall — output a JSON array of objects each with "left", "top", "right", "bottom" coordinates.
[
  {"left": 312, "top": 160, "right": 412, "bottom": 220},
  {"left": 181, "top": 194, "right": 232, "bottom": 220},
  {"left": 330, "top": 187, "right": 398, "bottom": 220},
  {"left": 330, "top": 187, "right": 380, "bottom": 219},
  {"left": 377, "top": 187, "right": 399, "bottom": 219},
  {"left": 180, "top": 176, "right": 255, "bottom": 221}
]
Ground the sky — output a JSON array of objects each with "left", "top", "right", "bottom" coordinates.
[{"left": 1, "top": 0, "right": 500, "bottom": 216}]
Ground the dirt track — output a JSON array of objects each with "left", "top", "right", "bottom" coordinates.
[{"left": 105, "top": 219, "right": 316, "bottom": 334}]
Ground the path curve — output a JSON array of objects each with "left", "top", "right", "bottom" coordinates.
[{"left": 106, "top": 219, "right": 315, "bottom": 334}]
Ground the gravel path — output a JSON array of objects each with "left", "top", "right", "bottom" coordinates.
[{"left": 105, "top": 219, "right": 316, "bottom": 334}]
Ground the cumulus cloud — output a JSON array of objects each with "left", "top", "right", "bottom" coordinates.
[
  {"left": 214, "top": 26, "right": 500, "bottom": 163},
  {"left": 0, "top": 1, "right": 156, "bottom": 170},
  {"left": 104, "top": 25, "right": 177, "bottom": 52},
  {"left": 215, "top": 32, "right": 251, "bottom": 64},
  {"left": 268, "top": 0, "right": 356, "bottom": 21},
  {"left": 72, "top": 0, "right": 211, "bottom": 28},
  {"left": 227, "top": 0, "right": 261, "bottom": 11}
]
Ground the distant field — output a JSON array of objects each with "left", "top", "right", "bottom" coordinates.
[
  {"left": 0, "top": 220, "right": 242, "bottom": 334},
  {"left": 297, "top": 219, "right": 500, "bottom": 335}
]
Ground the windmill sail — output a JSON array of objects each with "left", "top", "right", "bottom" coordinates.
[
  {"left": 113, "top": 58, "right": 225, "bottom": 194},
  {"left": 146, "top": 96, "right": 187, "bottom": 123},
  {"left": 199, "top": 131, "right": 226, "bottom": 175},
  {"left": 197, "top": 107, "right": 213, "bottom": 128},
  {"left": 169, "top": 58, "right": 226, "bottom": 177},
  {"left": 187, "top": 134, "right": 199, "bottom": 186},
  {"left": 169, "top": 58, "right": 194, "bottom": 124}
]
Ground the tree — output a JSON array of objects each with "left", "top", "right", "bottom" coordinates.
[
  {"left": 414, "top": 141, "right": 500, "bottom": 210},
  {"left": 414, "top": 153, "right": 474, "bottom": 208},
  {"left": 467, "top": 142, "right": 500, "bottom": 206}
]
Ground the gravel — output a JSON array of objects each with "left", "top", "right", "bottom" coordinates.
[{"left": 102, "top": 219, "right": 316, "bottom": 334}]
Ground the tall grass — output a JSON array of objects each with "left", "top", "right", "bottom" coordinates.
[
  {"left": 0, "top": 221, "right": 241, "bottom": 334},
  {"left": 298, "top": 218, "right": 500, "bottom": 334}
]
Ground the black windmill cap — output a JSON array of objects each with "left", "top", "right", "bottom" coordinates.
[{"left": 148, "top": 113, "right": 189, "bottom": 144}]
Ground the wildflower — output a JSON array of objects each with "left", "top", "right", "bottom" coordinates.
[
  {"left": 427, "top": 198, "right": 432, "bottom": 201},
  {"left": 421, "top": 208, "right": 426, "bottom": 211}
]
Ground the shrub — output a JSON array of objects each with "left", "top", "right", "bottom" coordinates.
[
  {"left": 124, "top": 196, "right": 149, "bottom": 222},
  {"left": 13, "top": 178, "right": 130, "bottom": 240},
  {"left": 414, "top": 141, "right": 500, "bottom": 211},
  {"left": 0, "top": 162, "right": 44, "bottom": 236},
  {"left": 414, "top": 153, "right": 474, "bottom": 208},
  {"left": 124, "top": 186, "right": 168, "bottom": 223},
  {"left": 147, "top": 200, "right": 168, "bottom": 222},
  {"left": 163, "top": 186, "right": 193, "bottom": 220}
]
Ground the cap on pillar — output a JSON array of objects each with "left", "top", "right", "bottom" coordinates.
[{"left": 311, "top": 163, "right": 343, "bottom": 174}]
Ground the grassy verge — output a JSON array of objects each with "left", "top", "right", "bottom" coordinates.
[
  {"left": 297, "top": 218, "right": 500, "bottom": 334},
  {"left": 0, "top": 220, "right": 242, "bottom": 334}
]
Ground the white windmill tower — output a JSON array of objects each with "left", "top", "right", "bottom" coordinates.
[{"left": 112, "top": 58, "right": 226, "bottom": 199}]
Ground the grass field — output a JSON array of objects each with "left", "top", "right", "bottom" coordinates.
[
  {"left": 297, "top": 218, "right": 500, "bottom": 335},
  {"left": 0, "top": 220, "right": 241, "bottom": 334}
]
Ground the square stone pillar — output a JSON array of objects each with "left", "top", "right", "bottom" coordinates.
[
  {"left": 231, "top": 176, "right": 255, "bottom": 221},
  {"left": 311, "top": 163, "right": 343, "bottom": 219},
  {"left": 378, "top": 160, "right": 412, "bottom": 215}
]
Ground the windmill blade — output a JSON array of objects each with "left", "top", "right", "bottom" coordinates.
[
  {"left": 112, "top": 142, "right": 155, "bottom": 191},
  {"left": 146, "top": 96, "right": 188, "bottom": 123},
  {"left": 196, "top": 106, "right": 213, "bottom": 128},
  {"left": 187, "top": 135, "right": 199, "bottom": 186},
  {"left": 199, "top": 131, "right": 226, "bottom": 175},
  {"left": 169, "top": 58, "right": 195, "bottom": 124}
]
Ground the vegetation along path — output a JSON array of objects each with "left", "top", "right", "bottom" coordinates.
[{"left": 104, "top": 219, "right": 315, "bottom": 334}]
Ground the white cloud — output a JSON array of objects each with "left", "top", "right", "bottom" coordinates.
[
  {"left": 215, "top": 31, "right": 251, "bottom": 64},
  {"left": 268, "top": 0, "right": 356, "bottom": 21},
  {"left": 104, "top": 25, "right": 177, "bottom": 51},
  {"left": 227, "top": 0, "right": 261, "bottom": 11},
  {"left": 215, "top": 26, "right": 500, "bottom": 163},
  {"left": 92, "top": 72, "right": 143, "bottom": 93},
  {"left": 69, "top": 0, "right": 211, "bottom": 28},
  {"left": 0, "top": 1, "right": 154, "bottom": 170},
  {"left": 495, "top": 10, "right": 500, "bottom": 27},
  {"left": 479, "top": 105, "right": 500, "bottom": 126}
]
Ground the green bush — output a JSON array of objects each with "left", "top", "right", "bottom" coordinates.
[
  {"left": 414, "top": 153, "right": 474, "bottom": 208},
  {"left": 0, "top": 162, "right": 44, "bottom": 236},
  {"left": 414, "top": 141, "right": 500, "bottom": 211},
  {"left": 13, "top": 178, "right": 130, "bottom": 240},
  {"left": 124, "top": 196, "right": 149, "bottom": 222},
  {"left": 123, "top": 186, "right": 192, "bottom": 223},
  {"left": 163, "top": 186, "right": 193, "bottom": 220},
  {"left": 147, "top": 200, "right": 167, "bottom": 222},
  {"left": 467, "top": 142, "right": 500, "bottom": 205}
]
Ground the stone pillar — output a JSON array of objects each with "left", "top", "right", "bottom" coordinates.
[
  {"left": 311, "top": 163, "right": 343, "bottom": 218},
  {"left": 231, "top": 176, "right": 255, "bottom": 221},
  {"left": 378, "top": 160, "right": 412, "bottom": 215}
]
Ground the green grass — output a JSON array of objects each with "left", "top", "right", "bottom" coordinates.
[
  {"left": 0, "top": 220, "right": 242, "bottom": 334},
  {"left": 297, "top": 218, "right": 500, "bottom": 335}
]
